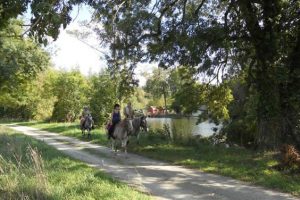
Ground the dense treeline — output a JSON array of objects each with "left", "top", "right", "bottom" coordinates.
[
  {"left": 1, "top": 0, "right": 299, "bottom": 149},
  {"left": 0, "top": 21, "right": 119, "bottom": 124},
  {"left": 89, "top": 0, "right": 300, "bottom": 149}
]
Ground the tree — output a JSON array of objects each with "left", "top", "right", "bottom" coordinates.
[
  {"left": 129, "top": 87, "right": 149, "bottom": 110},
  {"left": 170, "top": 66, "right": 233, "bottom": 122},
  {"left": 115, "top": 67, "right": 138, "bottom": 103},
  {"left": 51, "top": 70, "right": 88, "bottom": 122},
  {"left": 90, "top": 0, "right": 300, "bottom": 149},
  {"left": 0, "top": 0, "right": 85, "bottom": 43},
  {"left": 89, "top": 71, "right": 118, "bottom": 125},
  {"left": 0, "top": 19, "right": 50, "bottom": 118},
  {"left": 25, "top": 69, "right": 58, "bottom": 120},
  {"left": 0, "top": 20, "right": 49, "bottom": 88},
  {"left": 168, "top": 66, "right": 198, "bottom": 114},
  {"left": 144, "top": 68, "right": 170, "bottom": 113}
]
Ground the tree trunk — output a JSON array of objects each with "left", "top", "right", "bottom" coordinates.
[
  {"left": 279, "top": 21, "right": 300, "bottom": 148},
  {"left": 255, "top": 70, "right": 281, "bottom": 149},
  {"left": 237, "top": 0, "right": 282, "bottom": 149},
  {"left": 163, "top": 92, "right": 168, "bottom": 115}
]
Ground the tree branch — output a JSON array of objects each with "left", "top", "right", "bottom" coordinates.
[
  {"left": 181, "top": 0, "right": 188, "bottom": 24},
  {"left": 156, "top": 0, "right": 181, "bottom": 34},
  {"left": 224, "top": 0, "right": 235, "bottom": 33},
  {"left": 194, "top": 0, "right": 206, "bottom": 16},
  {"left": 21, "top": 14, "right": 43, "bottom": 37}
]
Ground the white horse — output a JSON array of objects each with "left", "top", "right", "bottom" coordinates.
[
  {"left": 111, "top": 118, "right": 133, "bottom": 154},
  {"left": 130, "top": 116, "right": 148, "bottom": 143}
]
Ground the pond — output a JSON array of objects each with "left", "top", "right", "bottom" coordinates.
[{"left": 147, "top": 117, "right": 221, "bottom": 139}]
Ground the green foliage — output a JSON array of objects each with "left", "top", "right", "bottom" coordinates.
[
  {"left": 0, "top": 20, "right": 49, "bottom": 91},
  {"left": 219, "top": 75, "right": 258, "bottom": 147},
  {"left": 51, "top": 70, "right": 89, "bottom": 122},
  {"left": 0, "top": 1, "right": 28, "bottom": 30},
  {"left": 89, "top": 71, "right": 118, "bottom": 125},
  {"left": 25, "top": 70, "right": 58, "bottom": 120},
  {"left": 144, "top": 68, "right": 170, "bottom": 99},
  {"left": 172, "top": 82, "right": 204, "bottom": 115},
  {"left": 169, "top": 66, "right": 233, "bottom": 121},
  {"left": 89, "top": 0, "right": 300, "bottom": 149},
  {"left": 0, "top": 19, "right": 50, "bottom": 119},
  {"left": 0, "top": 0, "right": 84, "bottom": 43},
  {"left": 130, "top": 87, "right": 149, "bottom": 110},
  {"left": 144, "top": 68, "right": 170, "bottom": 110},
  {"left": 203, "top": 84, "right": 233, "bottom": 122},
  {"left": 168, "top": 67, "right": 198, "bottom": 113},
  {"left": 1, "top": 0, "right": 299, "bottom": 149},
  {"left": 115, "top": 68, "right": 138, "bottom": 102}
]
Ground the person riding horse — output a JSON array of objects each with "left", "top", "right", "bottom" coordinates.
[
  {"left": 108, "top": 104, "right": 121, "bottom": 139},
  {"left": 108, "top": 103, "right": 134, "bottom": 154},
  {"left": 123, "top": 102, "right": 134, "bottom": 119},
  {"left": 81, "top": 106, "right": 95, "bottom": 127},
  {"left": 80, "top": 106, "right": 92, "bottom": 125},
  {"left": 80, "top": 106, "right": 94, "bottom": 138}
]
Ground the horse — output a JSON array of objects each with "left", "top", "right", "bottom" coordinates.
[
  {"left": 80, "top": 115, "right": 94, "bottom": 138},
  {"left": 111, "top": 118, "right": 133, "bottom": 154},
  {"left": 130, "top": 116, "right": 148, "bottom": 143}
]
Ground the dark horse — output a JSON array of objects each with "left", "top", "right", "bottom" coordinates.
[
  {"left": 129, "top": 116, "right": 148, "bottom": 143},
  {"left": 80, "top": 115, "right": 94, "bottom": 138}
]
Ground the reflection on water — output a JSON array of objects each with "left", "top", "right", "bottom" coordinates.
[{"left": 147, "top": 117, "right": 221, "bottom": 138}]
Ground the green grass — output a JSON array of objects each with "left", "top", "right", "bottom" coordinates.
[
  {"left": 0, "top": 125, "right": 151, "bottom": 200},
  {"left": 16, "top": 121, "right": 109, "bottom": 145},
  {"left": 131, "top": 141, "right": 300, "bottom": 195},
  {"left": 12, "top": 121, "right": 300, "bottom": 196}
]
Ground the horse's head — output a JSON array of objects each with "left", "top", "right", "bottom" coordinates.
[
  {"left": 140, "top": 116, "right": 148, "bottom": 132},
  {"left": 124, "top": 118, "right": 134, "bottom": 133}
]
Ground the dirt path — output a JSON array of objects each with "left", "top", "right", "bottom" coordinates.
[{"left": 8, "top": 125, "right": 298, "bottom": 200}]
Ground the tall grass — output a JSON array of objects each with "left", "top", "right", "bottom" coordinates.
[
  {"left": 0, "top": 126, "right": 151, "bottom": 200},
  {"left": 0, "top": 136, "right": 49, "bottom": 199}
]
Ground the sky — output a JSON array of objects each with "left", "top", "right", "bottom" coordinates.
[
  {"left": 44, "top": 5, "right": 154, "bottom": 86},
  {"left": 46, "top": 5, "right": 103, "bottom": 75}
]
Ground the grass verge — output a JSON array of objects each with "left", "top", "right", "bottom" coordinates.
[{"left": 0, "top": 125, "right": 151, "bottom": 200}]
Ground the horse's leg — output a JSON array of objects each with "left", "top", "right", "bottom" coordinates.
[
  {"left": 137, "top": 132, "right": 140, "bottom": 145},
  {"left": 111, "top": 140, "right": 116, "bottom": 152},
  {"left": 88, "top": 129, "right": 91, "bottom": 139},
  {"left": 124, "top": 141, "right": 128, "bottom": 158},
  {"left": 114, "top": 140, "right": 119, "bottom": 155},
  {"left": 121, "top": 139, "right": 128, "bottom": 154}
]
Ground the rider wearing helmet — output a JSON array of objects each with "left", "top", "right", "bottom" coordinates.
[{"left": 80, "top": 106, "right": 91, "bottom": 127}]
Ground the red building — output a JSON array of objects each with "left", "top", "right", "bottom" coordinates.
[{"left": 147, "top": 106, "right": 167, "bottom": 117}]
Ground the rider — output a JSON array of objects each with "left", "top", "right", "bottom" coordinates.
[
  {"left": 108, "top": 104, "right": 121, "bottom": 139},
  {"left": 123, "top": 101, "right": 134, "bottom": 119},
  {"left": 80, "top": 106, "right": 91, "bottom": 126}
]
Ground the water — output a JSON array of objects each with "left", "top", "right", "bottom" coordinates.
[{"left": 147, "top": 117, "right": 221, "bottom": 138}]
